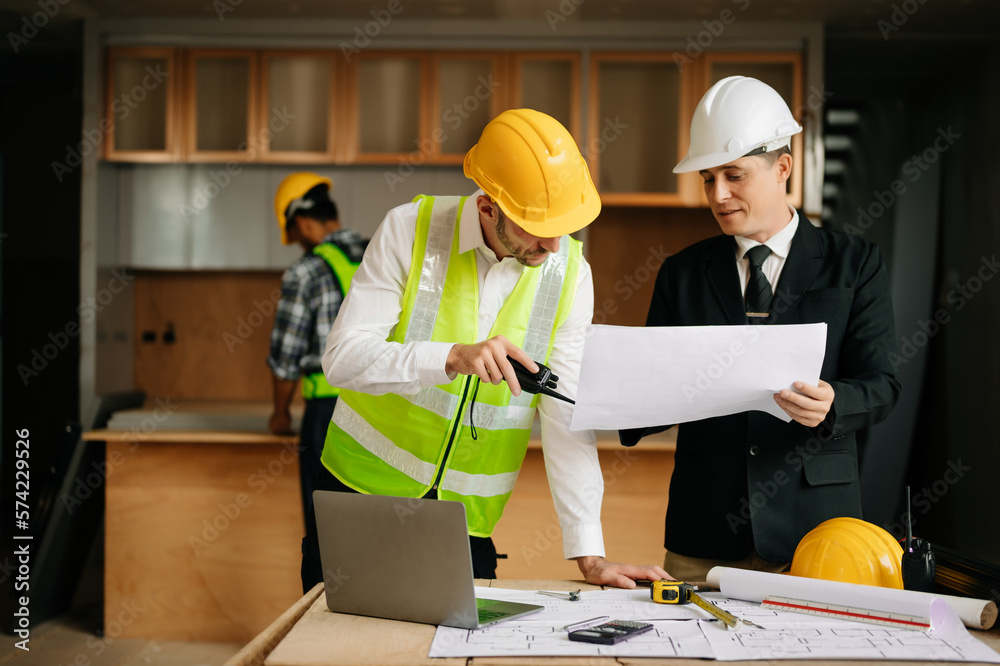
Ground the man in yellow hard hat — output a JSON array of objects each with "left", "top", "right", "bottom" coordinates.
[
  {"left": 301, "top": 109, "right": 669, "bottom": 592},
  {"left": 267, "top": 173, "right": 367, "bottom": 528},
  {"left": 622, "top": 77, "right": 900, "bottom": 581}
]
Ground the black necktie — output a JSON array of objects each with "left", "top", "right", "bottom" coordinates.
[{"left": 745, "top": 245, "right": 772, "bottom": 324}]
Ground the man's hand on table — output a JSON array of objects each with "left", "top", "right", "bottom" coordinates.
[{"left": 574, "top": 555, "right": 672, "bottom": 588}]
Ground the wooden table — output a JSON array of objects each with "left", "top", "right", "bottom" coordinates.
[
  {"left": 225, "top": 580, "right": 1000, "bottom": 666},
  {"left": 84, "top": 427, "right": 305, "bottom": 643}
]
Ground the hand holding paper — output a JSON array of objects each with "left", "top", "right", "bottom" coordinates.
[{"left": 569, "top": 323, "right": 828, "bottom": 431}]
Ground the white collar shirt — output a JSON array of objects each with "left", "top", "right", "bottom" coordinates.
[
  {"left": 323, "top": 190, "right": 603, "bottom": 559},
  {"left": 734, "top": 205, "right": 800, "bottom": 297}
]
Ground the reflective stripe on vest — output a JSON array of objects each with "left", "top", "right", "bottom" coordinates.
[
  {"left": 322, "top": 194, "right": 582, "bottom": 536},
  {"left": 301, "top": 243, "right": 360, "bottom": 400}
]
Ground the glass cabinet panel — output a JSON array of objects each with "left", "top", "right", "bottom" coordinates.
[
  {"left": 519, "top": 59, "right": 573, "bottom": 136},
  {"left": 358, "top": 57, "right": 421, "bottom": 154},
  {"left": 193, "top": 54, "right": 251, "bottom": 153},
  {"left": 596, "top": 60, "right": 680, "bottom": 195},
  {"left": 112, "top": 56, "right": 169, "bottom": 152},
  {"left": 266, "top": 55, "right": 331, "bottom": 153},
  {"left": 436, "top": 57, "right": 494, "bottom": 156}
]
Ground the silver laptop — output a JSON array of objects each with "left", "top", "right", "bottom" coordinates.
[{"left": 313, "top": 490, "right": 544, "bottom": 629}]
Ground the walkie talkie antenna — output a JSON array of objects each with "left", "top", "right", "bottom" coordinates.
[{"left": 905, "top": 485, "right": 913, "bottom": 553}]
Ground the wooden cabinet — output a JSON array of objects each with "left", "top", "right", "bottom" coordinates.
[
  {"left": 261, "top": 51, "right": 340, "bottom": 163},
  {"left": 588, "top": 53, "right": 688, "bottom": 206},
  {"left": 104, "top": 46, "right": 804, "bottom": 209},
  {"left": 183, "top": 49, "right": 258, "bottom": 162},
  {"left": 347, "top": 52, "right": 427, "bottom": 163},
  {"left": 588, "top": 50, "right": 804, "bottom": 207},
  {"left": 104, "top": 47, "right": 179, "bottom": 162},
  {"left": 510, "top": 52, "right": 581, "bottom": 143},
  {"left": 430, "top": 52, "right": 506, "bottom": 163}
]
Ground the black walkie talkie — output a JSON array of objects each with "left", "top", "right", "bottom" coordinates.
[{"left": 901, "top": 485, "right": 936, "bottom": 592}]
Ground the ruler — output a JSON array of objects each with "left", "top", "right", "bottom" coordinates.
[{"left": 762, "top": 595, "right": 931, "bottom": 631}]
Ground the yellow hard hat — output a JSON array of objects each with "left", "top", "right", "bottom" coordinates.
[
  {"left": 274, "top": 172, "right": 333, "bottom": 245},
  {"left": 790, "top": 517, "right": 904, "bottom": 589},
  {"left": 463, "top": 108, "right": 600, "bottom": 238}
]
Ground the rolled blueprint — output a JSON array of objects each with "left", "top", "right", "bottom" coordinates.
[{"left": 707, "top": 566, "right": 997, "bottom": 631}]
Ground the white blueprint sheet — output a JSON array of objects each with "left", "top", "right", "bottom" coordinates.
[
  {"left": 570, "top": 323, "right": 827, "bottom": 430},
  {"left": 428, "top": 588, "right": 1000, "bottom": 661}
]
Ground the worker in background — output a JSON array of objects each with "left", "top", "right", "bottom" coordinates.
[
  {"left": 622, "top": 77, "right": 900, "bottom": 580},
  {"left": 267, "top": 173, "right": 367, "bottom": 529},
  {"left": 302, "top": 109, "right": 670, "bottom": 593}
]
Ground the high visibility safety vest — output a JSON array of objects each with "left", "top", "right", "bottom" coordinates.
[
  {"left": 321, "top": 195, "right": 582, "bottom": 536},
  {"left": 301, "top": 243, "right": 361, "bottom": 400}
]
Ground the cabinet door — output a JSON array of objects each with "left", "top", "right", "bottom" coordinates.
[
  {"left": 348, "top": 52, "right": 427, "bottom": 164},
  {"left": 510, "top": 52, "right": 581, "bottom": 143},
  {"left": 261, "top": 51, "right": 338, "bottom": 163},
  {"left": 184, "top": 49, "right": 259, "bottom": 162},
  {"left": 702, "top": 52, "right": 804, "bottom": 207},
  {"left": 431, "top": 52, "right": 505, "bottom": 163},
  {"left": 589, "top": 54, "right": 685, "bottom": 206},
  {"left": 105, "top": 48, "right": 179, "bottom": 162}
]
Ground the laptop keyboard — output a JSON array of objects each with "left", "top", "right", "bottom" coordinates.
[{"left": 478, "top": 609, "right": 507, "bottom": 623}]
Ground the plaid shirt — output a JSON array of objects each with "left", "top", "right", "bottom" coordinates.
[{"left": 268, "top": 229, "right": 368, "bottom": 381}]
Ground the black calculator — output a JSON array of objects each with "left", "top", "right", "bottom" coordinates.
[{"left": 567, "top": 620, "right": 653, "bottom": 645}]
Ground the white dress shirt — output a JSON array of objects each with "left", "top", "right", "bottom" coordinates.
[
  {"left": 734, "top": 206, "right": 800, "bottom": 296},
  {"left": 323, "top": 190, "right": 604, "bottom": 559}
]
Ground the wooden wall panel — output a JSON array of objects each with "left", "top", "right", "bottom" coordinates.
[
  {"left": 105, "top": 441, "right": 304, "bottom": 642},
  {"left": 587, "top": 207, "right": 722, "bottom": 327},
  {"left": 133, "top": 270, "right": 286, "bottom": 400}
]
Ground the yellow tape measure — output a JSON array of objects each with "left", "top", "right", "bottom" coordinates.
[{"left": 651, "top": 580, "right": 766, "bottom": 630}]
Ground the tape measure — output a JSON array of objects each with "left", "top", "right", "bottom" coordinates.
[{"left": 651, "top": 580, "right": 766, "bottom": 630}]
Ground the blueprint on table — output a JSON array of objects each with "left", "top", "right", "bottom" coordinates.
[{"left": 428, "top": 587, "right": 1000, "bottom": 661}]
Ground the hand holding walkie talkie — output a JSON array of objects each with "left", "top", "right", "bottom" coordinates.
[{"left": 505, "top": 356, "right": 575, "bottom": 404}]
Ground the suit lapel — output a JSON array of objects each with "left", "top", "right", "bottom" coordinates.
[
  {"left": 771, "top": 213, "right": 824, "bottom": 325},
  {"left": 705, "top": 235, "right": 747, "bottom": 325}
]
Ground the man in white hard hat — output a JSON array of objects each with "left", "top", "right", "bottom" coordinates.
[
  {"left": 622, "top": 77, "right": 900, "bottom": 581},
  {"left": 299, "top": 109, "right": 669, "bottom": 593}
]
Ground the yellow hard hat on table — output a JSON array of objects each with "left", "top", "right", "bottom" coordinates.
[
  {"left": 464, "top": 108, "right": 601, "bottom": 238},
  {"left": 790, "top": 517, "right": 904, "bottom": 589}
]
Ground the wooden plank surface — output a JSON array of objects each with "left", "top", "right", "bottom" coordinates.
[
  {"left": 225, "top": 583, "right": 325, "bottom": 666},
  {"left": 260, "top": 578, "right": 1000, "bottom": 666},
  {"left": 105, "top": 440, "right": 305, "bottom": 642}
]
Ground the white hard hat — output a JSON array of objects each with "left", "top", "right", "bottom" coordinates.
[{"left": 674, "top": 76, "right": 802, "bottom": 174}]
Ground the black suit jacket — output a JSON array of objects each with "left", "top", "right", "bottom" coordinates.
[{"left": 622, "top": 216, "right": 900, "bottom": 562}]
